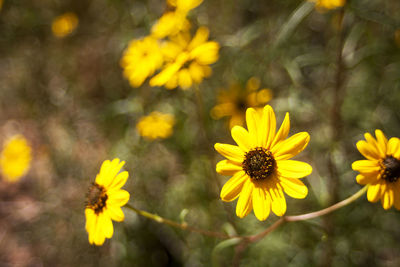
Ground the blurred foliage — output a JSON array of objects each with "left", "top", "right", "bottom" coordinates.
[{"left": 0, "top": 0, "right": 400, "bottom": 266}]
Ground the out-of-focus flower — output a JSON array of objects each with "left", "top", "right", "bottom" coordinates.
[
  {"left": 215, "top": 105, "right": 312, "bottom": 221},
  {"left": 167, "top": 0, "right": 203, "bottom": 13},
  {"left": 0, "top": 135, "right": 32, "bottom": 183},
  {"left": 211, "top": 77, "right": 273, "bottom": 129},
  {"left": 310, "top": 0, "right": 345, "bottom": 11},
  {"left": 51, "top": 12, "right": 79, "bottom": 38},
  {"left": 352, "top": 130, "right": 400, "bottom": 210},
  {"left": 150, "top": 27, "right": 219, "bottom": 90},
  {"left": 136, "top": 112, "right": 175, "bottom": 140},
  {"left": 120, "top": 36, "right": 164, "bottom": 88},
  {"left": 85, "top": 159, "right": 130, "bottom": 246},
  {"left": 151, "top": 12, "right": 191, "bottom": 39}
]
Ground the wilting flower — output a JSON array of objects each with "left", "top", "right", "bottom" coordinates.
[
  {"left": 352, "top": 130, "right": 400, "bottom": 210},
  {"left": 0, "top": 135, "right": 32, "bottom": 182},
  {"left": 85, "top": 159, "right": 130, "bottom": 246},
  {"left": 51, "top": 12, "right": 79, "bottom": 38},
  {"left": 120, "top": 36, "right": 164, "bottom": 88},
  {"left": 310, "top": 0, "right": 345, "bottom": 11},
  {"left": 136, "top": 111, "right": 175, "bottom": 140},
  {"left": 150, "top": 27, "right": 219, "bottom": 90},
  {"left": 211, "top": 77, "right": 273, "bottom": 129},
  {"left": 215, "top": 105, "right": 312, "bottom": 221}
]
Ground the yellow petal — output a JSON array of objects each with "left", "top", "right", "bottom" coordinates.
[
  {"left": 231, "top": 126, "right": 253, "bottom": 151},
  {"left": 191, "top": 42, "right": 220, "bottom": 65},
  {"left": 96, "top": 159, "right": 125, "bottom": 188},
  {"left": 107, "top": 189, "right": 130, "bottom": 206},
  {"left": 270, "top": 112, "right": 290, "bottom": 149},
  {"left": 214, "top": 143, "right": 245, "bottom": 163},
  {"left": 93, "top": 215, "right": 106, "bottom": 246},
  {"left": 365, "top": 132, "right": 385, "bottom": 159},
  {"left": 210, "top": 103, "right": 235, "bottom": 119},
  {"left": 351, "top": 160, "right": 380, "bottom": 174},
  {"left": 216, "top": 159, "right": 243, "bottom": 176},
  {"left": 245, "top": 108, "right": 259, "bottom": 145},
  {"left": 375, "top": 129, "right": 388, "bottom": 156},
  {"left": 109, "top": 171, "right": 129, "bottom": 191},
  {"left": 280, "top": 177, "right": 308, "bottom": 199},
  {"left": 188, "top": 26, "right": 209, "bottom": 51},
  {"left": 269, "top": 183, "right": 286, "bottom": 216},
  {"left": 100, "top": 212, "right": 114, "bottom": 239},
  {"left": 356, "top": 140, "right": 381, "bottom": 160},
  {"left": 277, "top": 160, "right": 312, "bottom": 178},
  {"left": 271, "top": 132, "right": 310, "bottom": 160},
  {"left": 356, "top": 174, "right": 378, "bottom": 185},
  {"left": 236, "top": 179, "right": 253, "bottom": 218},
  {"left": 252, "top": 185, "right": 271, "bottom": 221},
  {"left": 85, "top": 208, "right": 96, "bottom": 234},
  {"left": 106, "top": 206, "right": 125, "bottom": 222},
  {"left": 381, "top": 184, "right": 394, "bottom": 210},
  {"left": 367, "top": 183, "right": 382, "bottom": 203},
  {"left": 189, "top": 62, "right": 205, "bottom": 83},
  {"left": 393, "top": 183, "right": 400, "bottom": 210},
  {"left": 259, "top": 105, "right": 276, "bottom": 149},
  {"left": 150, "top": 62, "right": 182, "bottom": 87},
  {"left": 220, "top": 171, "right": 247, "bottom": 202},
  {"left": 387, "top": 137, "right": 400, "bottom": 158}
]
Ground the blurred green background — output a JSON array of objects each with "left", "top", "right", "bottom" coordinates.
[{"left": 1, "top": 0, "right": 400, "bottom": 266}]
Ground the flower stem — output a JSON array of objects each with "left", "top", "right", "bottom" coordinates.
[{"left": 124, "top": 203, "right": 231, "bottom": 239}]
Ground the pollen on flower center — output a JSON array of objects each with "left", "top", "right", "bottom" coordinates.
[
  {"left": 86, "top": 183, "right": 108, "bottom": 214},
  {"left": 242, "top": 147, "right": 275, "bottom": 181},
  {"left": 381, "top": 156, "right": 400, "bottom": 183}
]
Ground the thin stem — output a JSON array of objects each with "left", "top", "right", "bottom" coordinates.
[{"left": 124, "top": 203, "right": 231, "bottom": 239}]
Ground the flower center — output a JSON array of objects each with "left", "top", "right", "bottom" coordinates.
[
  {"left": 86, "top": 183, "right": 108, "bottom": 214},
  {"left": 381, "top": 156, "right": 400, "bottom": 183},
  {"left": 242, "top": 147, "right": 275, "bottom": 181}
]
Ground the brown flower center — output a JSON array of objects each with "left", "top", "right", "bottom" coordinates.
[
  {"left": 242, "top": 147, "right": 275, "bottom": 181},
  {"left": 86, "top": 183, "right": 108, "bottom": 214},
  {"left": 381, "top": 156, "right": 400, "bottom": 183}
]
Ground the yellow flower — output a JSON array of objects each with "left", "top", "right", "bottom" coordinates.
[
  {"left": 85, "top": 158, "right": 130, "bottom": 246},
  {"left": 150, "top": 27, "right": 219, "bottom": 90},
  {"left": 215, "top": 105, "right": 312, "bottom": 221},
  {"left": 0, "top": 135, "right": 32, "bottom": 183},
  {"left": 352, "top": 130, "right": 400, "bottom": 210},
  {"left": 151, "top": 11, "right": 191, "bottom": 39},
  {"left": 167, "top": 0, "right": 203, "bottom": 13},
  {"left": 51, "top": 12, "right": 79, "bottom": 38},
  {"left": 120, "top": 36, "right": 164, "bottom": 88},
  {"left": 211, "top": 77, "right": 273, "bottom": 129},
  {"left": 136, "top": 111, "right": 175, "bottom": 140},
  {"left": 310, "top": 0, "right": 345, "bottom": 11}
]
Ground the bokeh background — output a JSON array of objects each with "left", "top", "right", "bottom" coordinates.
[{"left": 1, "top": 0, "right": 400, "bottom": 266}]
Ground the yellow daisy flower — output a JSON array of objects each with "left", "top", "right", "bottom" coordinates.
[
  {"left": 0, "top": 134, "right": 32, "bottom": 183},
  {"left": 352, "top": 130, "right": 400, "bottom": 210},
  {"left": 120, "top": 36, "right": 164, "bottom": 88},
  {"left": 211, "top": 77, "right": 273, "bottom": 129},
  {"left": 215, "top": 105, "right": 312, "bottom": 221},
  {"left": 51, "top": 12, "right": 79, "bottom": 38},
  {"left": 85, "top": 158, "right": 130, "bottom": 246},
  {"left": 151, "top": 11, "right": 191, "bottom": 39},
  {"left": 136, "top": 111, "right": 175, "bottom": 140},
  {"left": 150, "top": 27, "right": 219, "bottom": 90},
  {"left": 310, "top": 0, "right": 345, "bottom": 11}
]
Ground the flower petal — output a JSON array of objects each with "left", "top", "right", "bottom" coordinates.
[
  {"left": 106, "top": 206, "right": 125, "bottom": 222},
  {"left": 216, "top": 160, "right": 243, "bottom": 176},
  {"left": 231, "top": 126, "right": 253, "bottom": 151},
  {"left": 276, "top": 160, "right": 312, "bottom": 179},
  {"left": 387, "top": 137, "right": 400, "bottom": 158},
  {"left": 365, "top": 132, "right": 385, "bottom": 159},
  {"left": 214, "top": 143, "right": 244, "bottom": 163},
  {"left": 356, "top": 174, "right": 378, "bottom": 185},
  {"left": 271, "top": 132, "right": 310, "bottom": 160},
  {"left": 93, "top": 216, "right": 106, "bottom": 246},
  {"left": 280, "top": 177, "right": 308, "bottom": 199},
  {"left": 100, "top": 212, "right": 114, "bottom": 239},
  {"left": 367, "top": 183, "right": 382, "bottom": 203},
  {"left": 375, "top": 129, "right": 388, "bottom": 156},
  {"left": 380, "top": 183, "right": 393, "bottom": 210},
  {"left": 252, "top": 185, "right": 271, "bottom": 221},
  {"left": 96, "top": 159, "right": 125, "bottom": 188},
  {"left": 220, "top": 171, "right": 247, "bottom": 202},
  {"left": 259, "top": 105, "right": 276, "bottom": 149},
  {"left": 393, "top": 183, "right": 400, "bottom": 210},
  {"left": 270, "top": 112, "right": 290, "bottom": 149},
  {"left": 245, "top": 108, "right": 259, "bottom": 145},
  {"left": 107, "top": 189, "right": 130, "bottom": 206},
  {"left": 109, "top": 171, "right": 129, "bottom": 191},
  {"left": 356, "top": 140, "right": 381, "bottom": 161},
  {"left": 352, "top": 160, "right": 380, "bottom": 174},
  {"left": 269, "top": 183, "right": 287, "bottom": 216},
  {"left": 236, "top": 179, "right": 253, "bottom": 218}
]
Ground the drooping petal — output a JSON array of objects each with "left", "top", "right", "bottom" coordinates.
[
  {"left": 381, "top": 183, "right": 394, "bottom": 210},
  {"left": 356, "top": 174, "right": 378, "bottom": 185},
  {"left": 356, "top": 140, "right": 381, "bottom": 160},
  {"left": 220, "top": 171, "right": 247, "bottom": 202},
  {"left": 387, "top": 137, "right": 400, "bottom": 158},
  {"left": 107, "top": 189, "right": 130, "bottom": 206},
  {"left": 276, "top": 160, "right": 312, "bottom": 179},
  {"left": 375, "top": 129, "right": 388, "bottom": 156},
  {"left": 106, "top": 206, "right": 125, "bottom": 222},
  {"left": 367, "top": 183, "right": 382, "bottom": 203},
  {"left": 252, "top": 185, "right": 271, "bottom": 221},
  {"left": 245, "top": 108, "right": 259, "bottom": 145},
  {"left": 214, "top": 143, "right": 245, "bottom": 163},
  {"left": 270, "top": 112, "right": 290, "bottom": 149},
  {"left": 258, "top": 105, "right": 276, "bottom": 149},
  {"left": 85, "top": 208, "right": 96, "bottom": 234},
  {"left": 93, "top": 215, "right": 106, "bottom": 246},
  {"left": 271, "top": 132, "right": 310, "bottom": 160},
  {"left": 236, "top": 179, "right": 253, "bottom": 218},
  {"left": 269, "top": 183, "right": 287, "bottom": 216},
  {"left": 231, "top": 126, "right": 253, "bottom": 151},
  {"left": 351, "top": 160, "right": 380, "bottom": 174},
  {"left": 99, "top": 212, "right": 114, "bottom": 239},
  {"left": 216, "top": 160, "right": 243, "bottom": 176},
  {"left": 279, "top": 177, "right": 308, "bottom": 199}
]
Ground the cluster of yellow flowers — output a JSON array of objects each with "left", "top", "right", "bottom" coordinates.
[{"left": 120, "top": 0, "right": 219, "bottom": 90}]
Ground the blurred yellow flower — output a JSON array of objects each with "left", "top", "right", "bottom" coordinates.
[
  {"left": 51, "top": 12, "right": 79, "bottom": 38},
  {"left": 311, "top": 0, "right": 345, "bottom": 11},
  {"left": 0, "top": 134, "right": 32, "bottom": 183},
  {"left": 352, "top": 130, "right": 400, "bottom": 210},
  {"left": 167, "top": 0, "right": 203, "bottom": 13},
  {"left": 120, "top": 36, "right": 164, "bottom": 88},
  {"left": 85, "top": 158, "right": 130, "bottom": 246},
  {"left": 151, "top": 11, "right": 191, "bottom": 39},
  {"left": 211, "top": 77, "right": 273, "bottom": 129},
  {"left": 136, "top": 111, "right": 175, "bottom": 140},
  {"left": 150, "top": 27, "right": 219, "bottom": 90},
  {"left": 215, "top": 105, "right": 312, "bottom": 221}
]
